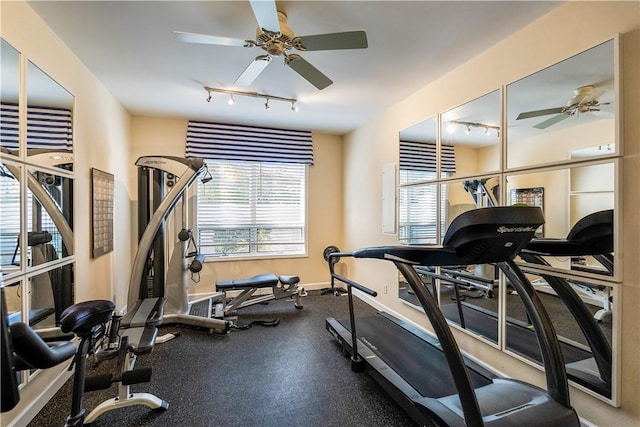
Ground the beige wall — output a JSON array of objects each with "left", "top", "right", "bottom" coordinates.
[
  {"left": 343, "top": 2, "right": 639, "bottom": 426},
  {"left": 130, "top": 116, "right": 344, "bottom": 292},
  {"left": 1, "top": 1, "right": 132, "bottom": 424}
]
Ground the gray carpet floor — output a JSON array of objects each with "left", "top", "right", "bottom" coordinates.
[{"left": 29, "top": 291, "right": 416, "bottom": 427}]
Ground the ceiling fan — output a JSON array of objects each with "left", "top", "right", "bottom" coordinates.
[
  {"left": 516, "top": 84, "right": 612, "bottom": 129},
  {"left": 174, "top": 0, "right": 368, "bottom": 90}
]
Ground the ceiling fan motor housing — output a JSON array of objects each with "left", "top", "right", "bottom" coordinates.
[{"left": 256, "top": 11, "right": 294, "bottom": 56}]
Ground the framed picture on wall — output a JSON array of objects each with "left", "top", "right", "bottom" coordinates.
[{"left": 91, "top": 168, "right": 114, "bottom": 258}]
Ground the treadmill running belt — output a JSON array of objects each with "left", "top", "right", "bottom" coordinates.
[{"left": 338, "top": 314, "right": 492, "bottom": 399}]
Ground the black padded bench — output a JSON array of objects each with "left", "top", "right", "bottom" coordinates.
[
  {"left": 216, "top": 273, "right": 280, "bottom": 291},
  {"left": 215, "top": 274, "right": 304, "bottom": 318}
]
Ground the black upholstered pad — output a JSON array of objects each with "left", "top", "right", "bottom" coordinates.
[
  {"left": 9, "top": 323, "right": 76, "bottom": 370},
  {"left": 120, "top": 326, "right": 158, "bottom": 355},
  {"left": 524, "top": 209, "right": 613, "bottom": 256},
  {"left": 120, "top": 297, "right": 167, "bottom": 328},
  {"left": 59, "top": 300, "right": 115, "bottom": 335},
  {"left": 279, "top": 275, "right": 300, "bottom": 285},
  {"left": 216, "top": 273, "right": 279, "bottom": 290}
]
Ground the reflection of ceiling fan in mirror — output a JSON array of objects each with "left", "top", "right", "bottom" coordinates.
[
  {"left": 173, "top": 0, "right": 368, "bottom": 90},
  {"left": 516, "top": 84, "right": 612, "bottom": 129}
]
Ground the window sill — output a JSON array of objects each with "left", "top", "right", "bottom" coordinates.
[{"left": 203, "top": 253, "right": 308, "bottom": 263}]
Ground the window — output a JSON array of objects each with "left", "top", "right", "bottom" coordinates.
[{"left": 196, "top": 160, "right": 306, "bottom": 258}]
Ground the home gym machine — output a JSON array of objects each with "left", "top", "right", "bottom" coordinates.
[
  {"left": 326, "top": 206, "right": 580, "bottom": 427},
  {"left": 131, "top": 155, "right": 229, "bottom": 333}
]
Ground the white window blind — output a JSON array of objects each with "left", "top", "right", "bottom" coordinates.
[
  {"left": 196, "top": 160, "right": 306, "bottom": 258},
  {"left": 398, "top": 181, "right": 447, "bottom": 245}
]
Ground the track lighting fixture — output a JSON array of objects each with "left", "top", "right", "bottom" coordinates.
[
  {"left": 448, "top": 120, "right": 500, "bottom": 138},
  {"left": 204, "top": 87, "right": 298, "bottom": 112}
]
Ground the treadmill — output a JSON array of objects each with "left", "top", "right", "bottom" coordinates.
[
  {"left": 325, "top": 206, "right": 580, "bottom": 427},
  {"left": 519, "top": 209, "right": 613, "bottom": 398}
]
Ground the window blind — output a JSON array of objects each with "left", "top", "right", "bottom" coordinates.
[
  {"left": 185, "top": 121, "right": 313, "bottom": 165},
  {"left": 196, "top": 160, "right": 306, "bottom": 257},
  {"left": 0, "top": 103, "right": 73, "bottom": 153},
  {"left": 399, "top": 140, "right": 456, "bottom": 174},
  {"left": 398, "top": 184, "right": 447, "bottom": 245}
]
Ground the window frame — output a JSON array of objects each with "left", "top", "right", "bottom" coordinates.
[{"left": 194, "top": 159, "right": 309, "bottom": 261}]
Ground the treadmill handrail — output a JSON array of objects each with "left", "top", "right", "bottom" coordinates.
[{"left": 328, "top": 252, "right": 377, "bottom": 297}]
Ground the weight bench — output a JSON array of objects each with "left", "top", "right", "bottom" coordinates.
[
  {"left": 82, "top": 297, "right": 169, "bottom": 424},
  {"left": 215, "top": 274, "right": 304, "bottom": 318}
]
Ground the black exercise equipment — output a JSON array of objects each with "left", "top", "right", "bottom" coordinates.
[
  {"left": 518, "top": 209, "right": 614, "bottom": 397},
  {"left": 321, "top": 245, "right": 346, "bottom": 295},
  {"left": 1, "top": 287, "right": 114, "bottom": 426},
  {"left": 81, "top": 297, "right": 169, "bottom": 424},
  {"left": 214, "top": 274, "right": 304, "bottom": 318},
  {"left": 326, "top": 206, "right": 580, "bottom": 427}
]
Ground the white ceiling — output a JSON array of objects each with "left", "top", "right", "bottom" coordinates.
[{"left": 26, "top": 1, "right": 564, "bottom": 135}]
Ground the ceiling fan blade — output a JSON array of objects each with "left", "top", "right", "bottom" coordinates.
[
  {"left": 533, "top": 113, "right": 571, "bottom": 129},
  {"left": 234, "top": 55, "right": 272, "bottom": 86},
  {"left": 249, "top": 0, "right": 280, "bottom": 33},
  {"left": 516, "top": 107, "right": 565, "bottom": 120},
  {"left": 286, "top": 54, "right": 333, "bottom": 90},
  {"left": 296, "top": 31, "right": 368, "bottom": 51},
  {"left": 173, "top": 31, "right": 248, "bottom": 47}
]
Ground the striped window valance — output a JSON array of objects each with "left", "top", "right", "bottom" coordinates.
[
  {"left": 399, "top": 140, "right": 456, "bottom": 173},
  {"left": 186, "top": 121, "right": 313, "bottom": 165},
  {"left": 1, "top": 103, "right": 73, "bottom": 153}
]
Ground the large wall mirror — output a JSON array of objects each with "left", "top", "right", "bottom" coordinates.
[
  {"left": 1, "top": 39, "right": 20, "bottom": 157},
  {"left": 441, "top": 90, "right": 501, "bottom": 179},
  {"left": 26, "top": 60, "right": 74, "bottom": 170},
  {"left": 0, "top": 41, "right": 75, "bottom": 348},
  {"left": 396, "top": 37, "right": 619, "bottom": 402},
  {"left": 507, "top": 39, "right": 615, "bottom": 169},
  {"left": 507, "top": 162, "right": 616, "bottom": 275}
]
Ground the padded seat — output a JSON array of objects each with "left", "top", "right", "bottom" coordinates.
[
  {"left": 279, "top": 275, "right": 300, "bottom": 285},
  {"left": 59, "top": 300, "right": 115, "bottom": 336},
  {"left": 216, "top": 274, "right": 279, "bottom": 290}
]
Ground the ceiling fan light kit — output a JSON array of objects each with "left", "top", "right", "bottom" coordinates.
[
  {"left": 204, "top": 86, "right": 298, "bottom": 113},
  {"left": 175, "top": 0, "right": 368, "bottom": 90}
]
